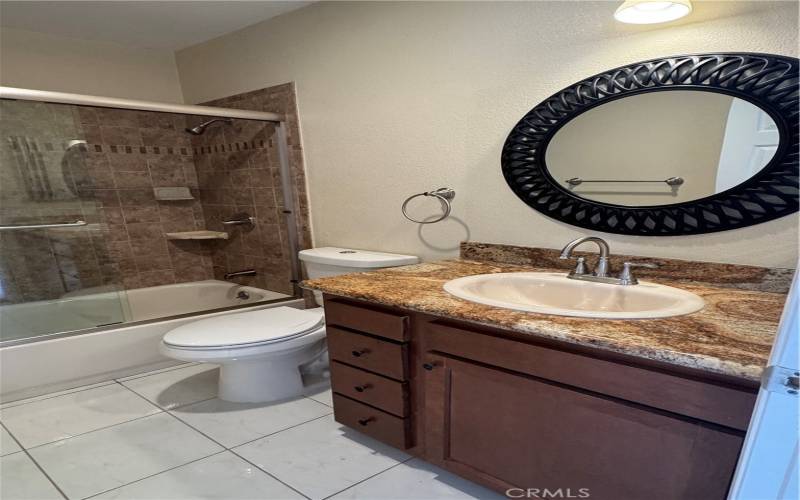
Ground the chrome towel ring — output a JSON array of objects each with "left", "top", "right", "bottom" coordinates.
[{"left": 402, "top": 187, "right": 456, "bottom": 224}]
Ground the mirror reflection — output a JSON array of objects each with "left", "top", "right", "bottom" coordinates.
[{"left": 545, "top": 91, "right": 779, "bottom": 207}]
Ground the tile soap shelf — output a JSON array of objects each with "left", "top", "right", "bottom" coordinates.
[
  {"left": 165, "top": 230, "right": 229, "bottom": 240},
  {"left": 154, "top": 187, "right": 194, "bottom": 201}
]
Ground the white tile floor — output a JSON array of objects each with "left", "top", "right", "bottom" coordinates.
[{"left": 0, "top": 363, "right": 504, "bottom": 500}]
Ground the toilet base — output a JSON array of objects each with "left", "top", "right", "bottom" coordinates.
[
  {"left": 160, "top": 321, "right": 328, "bottom": 404},
  {"left": 218, "top": 357, "right": 304, "bottom": 403}
]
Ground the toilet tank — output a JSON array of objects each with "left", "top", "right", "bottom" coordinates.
[{"left": 299, "top": 247, "right": 418, "bottom": 304}]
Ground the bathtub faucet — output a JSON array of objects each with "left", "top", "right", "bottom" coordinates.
[{"left": 224, "top": 269, "right": 257, "bottom": 280}]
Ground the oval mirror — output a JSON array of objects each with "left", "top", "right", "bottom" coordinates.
[
  {"left": 545, "top": 91, "right": 778, "bottom": 207},
  {"left": 502, "top": 53, "right": 799, "bottom": 236}
]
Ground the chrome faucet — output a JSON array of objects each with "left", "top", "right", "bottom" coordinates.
[
  {"left": 559, "top": 236, "right": 611, "bottom": 277},
  {"left": 559, "top": 237, "right": 658, "bottom": 285}
]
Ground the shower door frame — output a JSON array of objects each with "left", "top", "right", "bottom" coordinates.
[{"left": 0, "top": 86, "right": 304, "bottom": 301}]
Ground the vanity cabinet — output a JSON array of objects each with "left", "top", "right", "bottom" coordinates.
[
  {"left": 423, "top": 354, "right": 742, "bottom": 499},
  {"left": 323, "top": 296, "right": 758, "bottom": 500}
]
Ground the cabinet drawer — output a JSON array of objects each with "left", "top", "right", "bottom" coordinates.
[
  {"left": 331, "top": 361, "right": 408, "bottom": 417},
  {"left": 333, "top": 394, "right": 410, "bottom": 449},
  {"left": 325, "top": 299, "right": 409, "bottom": 341},
  {"left": 328, "top": 327, "right": 407, "bottom": 380}
]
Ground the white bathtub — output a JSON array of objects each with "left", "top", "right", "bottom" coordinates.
[{"left": 0, "top": 280, "right": 302, "bottom": 402}]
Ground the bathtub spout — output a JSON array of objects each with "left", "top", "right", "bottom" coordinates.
[{"left": 224, "top": 269, "right": 257, "bottom": 280}]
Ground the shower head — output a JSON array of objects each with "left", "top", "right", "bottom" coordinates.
[{"left": 185, "top": 118, "right": 233, "bottom": 135}]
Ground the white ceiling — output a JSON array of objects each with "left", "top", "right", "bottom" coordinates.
[{"left": 0, "top": 1, "right": 312, "bottom": 50}]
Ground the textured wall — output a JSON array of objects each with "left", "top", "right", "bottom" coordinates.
[
  {"left": 0, "top": 27, "right": 184, "bottom": 102},
  {"left": 175, "top": 1, "right": 798, "bottom": 267}
]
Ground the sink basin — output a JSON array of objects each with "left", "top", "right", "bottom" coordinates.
[{"left": 443, "top": 272, "right": 704, "bottom": 319}]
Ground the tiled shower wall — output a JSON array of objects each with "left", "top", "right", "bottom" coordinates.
[
  {"left": 0, "top": 82, "right": 310, "bottom": 304},
  {"left": 190, "top": 83, "right": 311, "bottom": 295},
  {"left": 0, "top": 100, "right": 212, "bottom": 303},
  {"left": 74, "top": 106, "right": 215, "bottom": 290}
]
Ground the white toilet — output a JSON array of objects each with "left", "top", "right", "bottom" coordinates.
[{"left": 160, "top": 247, "right": 418, "bottom": 403}]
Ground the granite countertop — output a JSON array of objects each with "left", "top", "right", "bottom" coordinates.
[{"left": 303, "top": 259, "right": 785, "bottom": 381}]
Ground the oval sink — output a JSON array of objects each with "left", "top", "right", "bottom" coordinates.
[{"left": 443, "top": 272, "right": 704, "bottom": 319}]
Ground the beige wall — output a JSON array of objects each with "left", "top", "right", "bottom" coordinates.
[
  {"left": 176, "top": 1, "right": 799, "bottom": 267},
  {"left": 0, "top": 27, "right": 184, "bottom": 102},
  {"left": 546, "top": 91, "right": 733, "bottom": 206}
]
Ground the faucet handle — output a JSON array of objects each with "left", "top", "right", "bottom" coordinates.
[
  {"left": 619, "top": 261, "right": 658, "bottom": 285},
  {"left": 565, "top": 256, "right": 589, "bottom": 276}
]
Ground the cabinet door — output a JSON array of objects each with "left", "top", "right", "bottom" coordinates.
[{"left": 423, "top": 355, "right": 744, "bottom": 500}]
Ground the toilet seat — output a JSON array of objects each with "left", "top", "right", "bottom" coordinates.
[{"left": 162, "top": 307, "right": 325, "bottom": 351}]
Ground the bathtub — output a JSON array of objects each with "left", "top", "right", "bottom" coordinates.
[{"left": 0, "top": 280, "right": 302, "bottom": 402}]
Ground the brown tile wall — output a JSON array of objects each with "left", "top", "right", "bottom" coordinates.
[
  {"left": 0, "top": 100, "right": 213, "bottom": 304},
  {"left": 191, "top": 83, "right": 311, "bottom": 295}
]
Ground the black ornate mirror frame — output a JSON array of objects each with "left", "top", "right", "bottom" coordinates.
[{"left": 501, "top": 53, "right": 799, "bottom": 236}]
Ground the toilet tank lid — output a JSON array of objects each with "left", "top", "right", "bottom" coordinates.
[{"left": 299, "top": 247, "right": 419, "bottom": 268}]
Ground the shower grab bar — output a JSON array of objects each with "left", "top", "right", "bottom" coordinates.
[
  {"left": 221, "top": 212, "right": 255, "bottom": 227},
  {"left": 0, "top": 220, "right": 87, "bottom": 231}
]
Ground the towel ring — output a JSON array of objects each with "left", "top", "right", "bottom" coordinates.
[{"left": 402, "top": 188, "right": 456, "bottom": 224}]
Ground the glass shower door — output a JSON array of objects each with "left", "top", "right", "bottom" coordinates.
[{"left": 0, "top": 99, "right": 130, "bottom": 344}]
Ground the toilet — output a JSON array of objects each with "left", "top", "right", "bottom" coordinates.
[{"left": 160, "top": 247, "right": 418, "bottom": 403}]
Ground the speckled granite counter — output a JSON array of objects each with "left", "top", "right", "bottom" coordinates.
[{"left": 303, "top": 258, "right": 786, "bottom": 382}]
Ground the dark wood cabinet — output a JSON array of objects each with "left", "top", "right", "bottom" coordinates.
[
  {"left": 424, "top": 354, "right": 743, "bottom": 500},
  {"left": 323, "top": 295, "right": 758, "bottom": 500}
]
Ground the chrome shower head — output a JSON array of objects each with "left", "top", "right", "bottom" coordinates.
[{"left": 185, "top": 118, "right": 233, "bottom": 135}]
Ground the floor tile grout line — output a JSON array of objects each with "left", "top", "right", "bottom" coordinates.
[
  {"left": 161, "top": 411, "right": 313, "bottom": 500},
  {"left": 81, "top": 449, "right": 230, "bottom": 500},
  {"left": 114, "top": 362, "right": 199, "bottom": 383},
  {"left": 224, "top": 412, "right": 333, "bottom": 450},
  {"left": 226, "top": 448, "right": 313, "bottom": 500},
  {"left": 114, "top": 379, "right": 219, "bottom": 412},
  {"left": 0, "top": 380, "right": 118, "bottom": 410},
  {"left": 304, "top": 393, "right": 333, "bottom": 407},
  {"left": 20, "top": 410, "right": 165, "bottom": 452},
  {"left": 1, "top": 420, "right": 69, "bottom": 500},
  {"left": 166, "top": 395, "right": 219, "bottom": 410},
  {"left": 166, "top": 404, "right": 331, "bottom": 450},
  {"left": 160, "top": 409, "right": 231, "bottom": 448},
  {"left": 319, "top": 457, "right": 415, "bottom": 500},
  {"left": 0, "top": 363, "right": 198, "bottom": 411},
  {"left": 5, "top": 391, "right": 220, "bottom": 453}
]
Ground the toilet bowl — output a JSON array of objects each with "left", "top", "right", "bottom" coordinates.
[
  {"left": 160, "top": 306, "right": 326, "bottom": 403},
  {"left": 161, "top": 247, "right": 418, "bottom": 404}
]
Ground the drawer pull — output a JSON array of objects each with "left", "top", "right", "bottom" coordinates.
[
  {"left": 351, "top": 349, "right": 370, "bottom": 358},
  {"left": 354, "top": 384, "right": 373, "bottom": 393},
  {"left": 423, "top": 363, "right": 435, "bottom": 371},
  {"left": 357, "top": 417, "right": 375, "bottom": 426}
]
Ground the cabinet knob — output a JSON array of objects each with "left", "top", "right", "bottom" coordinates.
[
  {"left": 354, "top": 384, "right": 372, "bottom": 393},
  {"left": 357, "top": 417, "right": 375, "bottom": 426},
  {"left": 351, "top": 349, "right": 369, "bottom": 358},
  {"left": 423, "top": 363, "right": 435, "bottom": 371}
]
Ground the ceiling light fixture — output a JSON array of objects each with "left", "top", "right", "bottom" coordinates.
[{"left": 614, "top": 0, "right": 692, "bottom": 24}]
